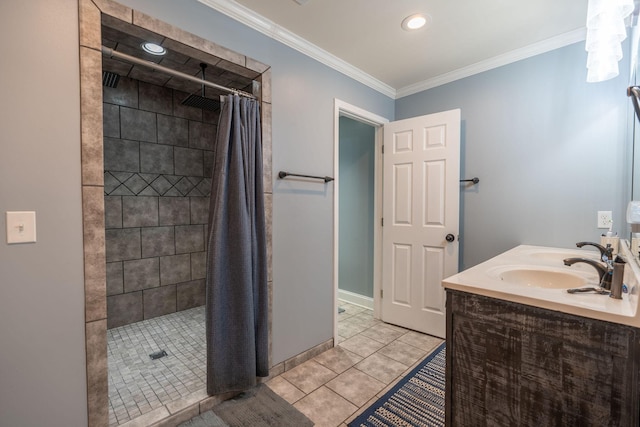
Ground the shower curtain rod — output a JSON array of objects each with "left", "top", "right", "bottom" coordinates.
[{"left": 101, "top": 46, "right": 256, "bottom": 99}]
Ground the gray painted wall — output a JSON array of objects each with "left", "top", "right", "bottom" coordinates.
[
  {"left": 0, "top": 1, "right": 88, "bottom": 426},
  {"left": 115, "top": 0, "right": 395, "bottom": 364},
  {"left": 396, "top": 42, "right": 633, "bottom": 269},
  {"left": 115, "top": 0, "right": 394, "bottom": 362},
  {"left": 2, "top": 0, "right": 634, "bottom": 424},
  {"left": 338, "top": 117, "right": 375, "bottom": 298}
]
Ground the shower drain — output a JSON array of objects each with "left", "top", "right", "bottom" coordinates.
[{"left": 149, "top": 350, "right": 168, "bottom": 360}]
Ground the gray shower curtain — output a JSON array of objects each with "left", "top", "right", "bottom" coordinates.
[{"left": 206, "top": 94, "right": 268, "bottom": 395}]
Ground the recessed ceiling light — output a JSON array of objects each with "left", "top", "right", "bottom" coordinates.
[
  {"left": 141, "top": 42, "right": 166, "bottom": 56},
  {"left": 401, "top": 13, "right": 431, "bottom": 31}
]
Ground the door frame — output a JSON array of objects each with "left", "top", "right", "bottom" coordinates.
[{"left": 333, "top": 99, "right": 389, "bottom": 343}]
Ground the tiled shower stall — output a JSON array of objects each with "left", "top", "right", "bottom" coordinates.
[
  {"left": 103, "top": 77, "right": 217, "bottom": 328},
  {"left": 78, "top": 1, "right": 274, "bottom": 424}
]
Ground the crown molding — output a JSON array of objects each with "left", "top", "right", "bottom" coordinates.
[
  {"left": 198, "top": 0, "right": 587, "bottom": 100},
  {"left": 197, "top": 0, "right": 397, "bottom": 98},
  {"left": 396, "top": 28, "right": 587, "bottom": 99}
]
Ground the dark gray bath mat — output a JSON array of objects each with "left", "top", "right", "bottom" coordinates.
[
  {"left": 213, "top": 383, "right": 313, "bottom": 427},
  {"left": 179, "top": 410, "right": 228, "bottom": 427},
  {"left": 179, "top": 384, "right": 313, "bottom": 427}
]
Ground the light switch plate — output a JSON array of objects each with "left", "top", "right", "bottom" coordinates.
[{"left": 6, "top": 211, "right": 37, "bottom": 244}]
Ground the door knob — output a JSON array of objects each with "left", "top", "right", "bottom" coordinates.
[{"left": 445, "top": 233, "right": 455, "bottom": 242}]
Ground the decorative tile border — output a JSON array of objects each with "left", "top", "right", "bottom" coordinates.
[{"left": 104, "top": 172, "right": 211, "bottom": 197}]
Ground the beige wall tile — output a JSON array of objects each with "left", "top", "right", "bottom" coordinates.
[
  {"left": 151, "top": 404, "right": 199, "bottom": 427},
  {"left": 264, "top": 194, "right": 272, "bottom": 282},
  {"left": 86, "top": 319, "right": 108, "bottom": 427},
  {"left": 268, "top": 280, "right": 273, "bottom": 367},
  {"left": 165, "top": 389, "right": 208, "bottom": 415},
  {"left": 259, "top": 69, "right": 272, "bottom": 104},
  {"left": 80, "top": 46, "right": 104, "bottom": 186},
  {"left": 93, "top": 0, "right": 133, "bottom": 23},
  {"left": 79, "top": 0, "right": 101, "bottom": 49},
  {"left": 261, "top": 101, "right": 272, "bottom": 192},
  {"left": 284, "top": 338, "right": 333, "bottom": 371},
  {"left": 198, "top": 391, "right": 238, "bottom": 413},
  {"left": 217, "top": 59, "right": 260, "bottom": 79},
  {"left": 269, "top": 360, "right": 284, "bottom": 378},
  {"left": 246, "top": 57, "right": 270, "bottom": 74},
  {"left": 119, "top": 407, "right": 170, "bottom": 427},
  {"left": 83, "top": 185, "right": 107, "bottom": 322}
]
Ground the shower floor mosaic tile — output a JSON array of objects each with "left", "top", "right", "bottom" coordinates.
[{"left": 107, "top": 306, "right": 207, "bottom": 426}]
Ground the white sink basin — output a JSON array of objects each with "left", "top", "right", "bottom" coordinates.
[
  {"left": 520, "top": 249, "right": 600, "bottom": 271},
  {"left": 442, "top": 244, "right": 640, "bottom": 327},
  {"left": 488, "top": 266, "right": 590, "bottom": 289}
]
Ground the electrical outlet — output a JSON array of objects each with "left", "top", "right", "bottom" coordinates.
[{"left": 597, "top": 210, "right": 612, "bottom": 229}]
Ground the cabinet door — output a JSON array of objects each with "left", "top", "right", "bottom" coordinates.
[{"left": 446, "top": 290, "right": 640, "bottom": 427}]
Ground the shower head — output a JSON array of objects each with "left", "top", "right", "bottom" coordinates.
[
  {"left": 181, "top": 63, "right": 220, "bottom": 111},
  {"left": 102, "top": 70, "right": 120, "bottom": 88},
  {"left": 181, "top": 93, "right": 220, "bottom": 111}
]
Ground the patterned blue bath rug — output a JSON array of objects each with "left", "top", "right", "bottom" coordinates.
[{"left": 349, "top": 341, "right": 446, "bottom": 427}]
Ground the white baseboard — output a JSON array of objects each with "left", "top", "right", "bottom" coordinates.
[{"left": 337, "top": 289, "right": 374, "bottom": 310}]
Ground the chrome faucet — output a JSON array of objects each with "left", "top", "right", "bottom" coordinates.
[{"left": 563, "top": 257, "right": 613, "bottom": 290}]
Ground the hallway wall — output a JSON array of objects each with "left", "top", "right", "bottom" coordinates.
[
  {"left": 0, "top": 1, "right": 88, "bottom": 425},
  {"left": 338, "top": 116, "right": 376, "bottom": 299}
]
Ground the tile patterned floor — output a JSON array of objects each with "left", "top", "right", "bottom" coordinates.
[
  {"left": 107, "top": 307, "right": 207, "bottom": 426},
  {"left": 267, "top": 302, "right": 444, "bottom": 427},
  {"left": 107, "top": 302, "right": 443, "bottom": 427}
]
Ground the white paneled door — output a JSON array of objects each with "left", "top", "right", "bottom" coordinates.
[{"left": 381, "top": 109, "right": 460, "bottom": 338}]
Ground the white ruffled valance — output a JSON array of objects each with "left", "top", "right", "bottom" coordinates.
[{"left": 586, "top": 0, "right": 634, "bottom": 82}]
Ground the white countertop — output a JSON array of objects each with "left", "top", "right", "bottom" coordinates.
[{"left": 442, "top": 242, "right": 640, "bottom": 327}]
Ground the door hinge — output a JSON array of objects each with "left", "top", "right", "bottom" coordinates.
[
  {"left": 380, "top": 289, "right": 383, "bottom": 298},
  {"left": 382, "top": 144, "right": 385, "bottom": 154},
  {"left": 381, "top": 217, "right": 384, "bottom": 226}
]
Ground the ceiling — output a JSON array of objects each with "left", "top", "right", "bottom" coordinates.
[{"left": 199, "top": 0, "right": 590, "bottom": 98}]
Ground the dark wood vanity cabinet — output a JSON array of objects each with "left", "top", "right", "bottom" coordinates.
[{"left": 445, "top": 290, "right": 640, "bottom": 426}]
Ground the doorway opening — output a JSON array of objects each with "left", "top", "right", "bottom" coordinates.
[
  {"left": 333, "top": 103, "right": 461, "bottom": 342},
  {"left": 337, "top": 117, "right": 375, "bottom": 308},
  {"left": 333, "top": 99, "right": 388, "bottom": 342}
]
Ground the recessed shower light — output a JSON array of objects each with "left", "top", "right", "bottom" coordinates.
[
  {"left": 401, "top": 13, "right": 431, "bottom": 31},
  {"left": 141, "top": 42, "right": 166, "bottom": 56}
]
